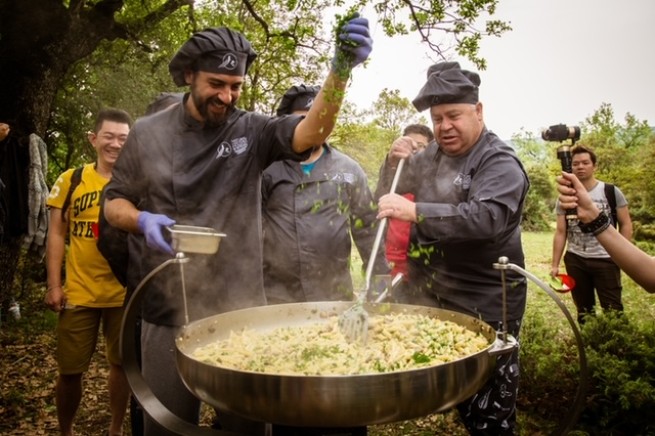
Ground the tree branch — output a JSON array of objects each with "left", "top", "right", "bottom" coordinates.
[{"left": 242, "top": 0, "right": 271, "bottom": 39}]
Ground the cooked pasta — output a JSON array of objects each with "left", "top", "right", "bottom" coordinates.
[{"left": 191, "top": 313, "right": 490, "bottom": 376}]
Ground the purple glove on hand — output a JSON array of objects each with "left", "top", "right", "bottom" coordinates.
[
  {"left": 137, "top": 211, "right": 176, "bottom": 255},
  {"left": 331, "top": 13, "right": 373, "bottom": 75}
]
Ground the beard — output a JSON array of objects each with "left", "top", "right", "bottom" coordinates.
[{"left": 190, "top": 86, "right": 237, "bottom": 128}]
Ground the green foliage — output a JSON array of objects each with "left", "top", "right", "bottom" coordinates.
[
  {"left": 635, "top": 236, "right": 655, "bottom": 252},
  {"left": 520, "top": 165, "right": 554, "bottom": 232},
  {"left": 577, "top": 312, "right": 655, "bottom": 434},
  {"left": 47, "top": 0, "right": 330, "bottom": 175},
  {"left": 519, "top": 308, "right": 580, "bottom": 431},
  {"left": 374, "top": 0, "right": 511, "bottom": 70},
  {"left": 331, "top": 89, "right": 430, "bottom": 191},
  {"left": 29, "top": 0, "right": 513, "bottom": 179},
  {"left": 368, "top": 88, "right": 426, "bottom": 135},
  {"left": 580, "top": 103, "right": 655, "bottom": 232},
  {"left": 521, "top": 311, "right": 655, "bottom": 434},
  {"left": 332, "top": 119, "right": 391, "bottom": 189},
  {"left": 513, "top": 104, "right": 655, "bottom": 238},
  {"left": 510, "top": 130, "right": 558, "bottom": 232}
]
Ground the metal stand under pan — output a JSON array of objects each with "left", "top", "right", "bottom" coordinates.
[{"left": 121, "top": 241, "right": 586, "bottom": 435}]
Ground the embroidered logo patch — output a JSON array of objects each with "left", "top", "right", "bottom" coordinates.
[
  {"left": 218, "top": 53, "right": 238, "bottom": 71},
  {"left": 216, "top": 142, "right": 233, "bottom": 160},
  {"left": 231, "top": 137, "right": 248, "bottom": 155},
  {"left": 304, "top": 97, "right": 315, "bottom": 109},
  {"left": 453, "top": 173, "right": 472, "bottom": 189},
  {"left": 329, "top": 172, "right": 355, "bottom": 184}
]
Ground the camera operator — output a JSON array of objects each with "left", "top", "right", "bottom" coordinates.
[
  {"left": 551, "top": 144, "right": 633, "bottom": 324},
  {"left": 556, "top": 171, "right": 655, "bottom": 293}
]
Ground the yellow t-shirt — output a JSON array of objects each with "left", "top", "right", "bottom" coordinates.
[{"left": 47, "top": 164, "right": 126, "bottom": 307}]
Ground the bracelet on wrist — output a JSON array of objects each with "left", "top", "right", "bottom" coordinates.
[
  {"left": 47, "top": 285, "right": 62, "bottom": 292},
  {"left": 578, "top": 211, "right": 611, "bottom": 236}
]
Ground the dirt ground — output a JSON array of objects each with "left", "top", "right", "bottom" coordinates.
[
  {"left": 0, "top": 323, "right": 468, "bottom": 436},
  {"left": 1, "top": 328, "right": 124, "bottom": 435}
]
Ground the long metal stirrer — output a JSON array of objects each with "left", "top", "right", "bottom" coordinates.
[{"left": 364, "top": 158, "right": 405, "bottom": 293}]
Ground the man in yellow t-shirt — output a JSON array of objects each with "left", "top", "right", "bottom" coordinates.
[{"left": 45, "top": 108, "right": 133, "bottom": 436}]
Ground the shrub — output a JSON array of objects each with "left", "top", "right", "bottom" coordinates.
[
  {"left": 577, "top": 312, "right": 655, "bottom": 434},
  {"left": 519, "top": 309, "right": 583, "bottom": 434},
  {"left": 519, "top": 307, "right": 655, "bottom": 435}
]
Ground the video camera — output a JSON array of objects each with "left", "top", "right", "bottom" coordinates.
[
  {"left": 541, "top": 124, "right": 580, "bottom": 143},
  {"left": 543, "top": 123, "right": 581, "bottom": 221}
]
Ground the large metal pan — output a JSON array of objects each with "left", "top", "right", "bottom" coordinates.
[{"left": 175, "top": 301, "right": 514, "bottom": 428}]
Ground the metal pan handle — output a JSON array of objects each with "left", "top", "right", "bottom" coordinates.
[{"left": 120, "top": 254, "right": 241, "bottom": 435}]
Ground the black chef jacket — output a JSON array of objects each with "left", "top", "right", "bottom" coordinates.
[{"left": 104, "top": 97, "right": 308, "bottom": 326}]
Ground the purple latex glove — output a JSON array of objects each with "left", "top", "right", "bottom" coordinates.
[
  {"left": 137, "top": 211, "right": 175, "bottom": 255},
  {"left": 331, "top": 13, "right": 373, "bottom": 75}
]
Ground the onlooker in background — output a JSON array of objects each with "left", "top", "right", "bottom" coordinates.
[
  {"left": 551, "top": 145, "right": 632, "bottom": 324},
  {"left": 380, "top": 124, "right": 433, "bottom": 281},
  {"left": 556, "top": 171, "right": 655, "bottom": 293},
  {"left": 103, "top": 20, "right": 372, "bottom": 436},
  {"left": 375, "top": 61, "right": 529, "bottom": 435},
  {"left": 262, "top": 84, "right": 387, "bottom": 308},
  {"left": 45, "top": 108, "right": 133, "bottom": 436}
]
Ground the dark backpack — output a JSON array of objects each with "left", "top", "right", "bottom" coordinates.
[
  {"left": 604, "top": 183, "right": 618, "bottom": 228},
  {"left": 62, "top": 166, "right": 128, "bottom": 286},
  {"left": 61, "top": 166, "right": 83, "bottom": 222}
]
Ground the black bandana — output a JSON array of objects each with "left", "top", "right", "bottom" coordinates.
[{"left": 413, "top": 62, "right": 481, "bottom": 112}]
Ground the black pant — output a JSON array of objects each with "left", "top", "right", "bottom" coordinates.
[
  {"left": 564, "top": 251, "right": 623, "bottom": 323},
  {"left": 457, "top": 319, "right": 522, "bottom": 436}
]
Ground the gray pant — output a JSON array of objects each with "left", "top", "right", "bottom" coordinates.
[{"left": 141, "top": 320, "right": 268, "bottom": 435}]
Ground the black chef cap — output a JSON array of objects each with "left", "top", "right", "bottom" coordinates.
[
  {"left": 145, "top": 92, "right": 184, "bottom": 115},
  {"left": 276, "top": 84, "right": 321, "bottom": 116},
  {"left": 169, "top": 27, "right": 258, "bottom": 87},
  {"left": 426, "top": 61, "right": 462, "bottom": 78},
  {"left": 412, "top": 62, "right": 481, "bottom": 112}
]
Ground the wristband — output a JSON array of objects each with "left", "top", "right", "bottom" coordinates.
[{"left": 578, "top": 211, "right": 611, "bottom": 236}]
